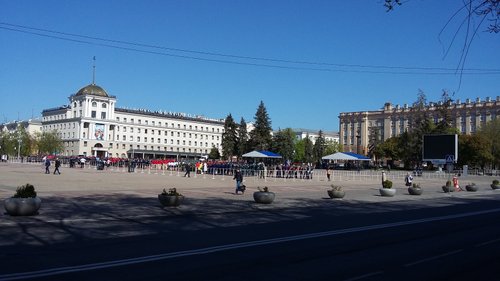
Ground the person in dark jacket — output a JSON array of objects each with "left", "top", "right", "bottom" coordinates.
[
  {"left": 53, "top": 158, "right": 61, "bottom": 175},
  {"left": 233, "top": 168, "right": 244, "bottom": 194}
]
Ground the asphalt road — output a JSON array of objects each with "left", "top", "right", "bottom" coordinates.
[{"left": 1, "top": 196, "right": 500, "bottom": 281}]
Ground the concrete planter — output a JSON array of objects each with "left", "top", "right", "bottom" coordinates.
[
  {"left": 158, "top": 194, "right": 184, "bottom": 207},
  {"left": 253, "top": 191, "right": 275, "bottom": 204},
  {"left": 442, "top": 185, "right": 455, "bottom": 193},
  {"left": 379, "top": 188, "right": 396, "bottom": 197},
  {"left": 466, "top": 185, "right": 478, "bottom": 192},
  {"left": 491, "top": 184, "right": 500, "bottom": 190},
  {"left": 327, "top": 190, "right": 345, "bottom": 199},
  {"left": 4, "top": 197, "right": 41, "bottom": 216},
  {"left": 408, "top": 187, "right": 423, "bottom": 195}
]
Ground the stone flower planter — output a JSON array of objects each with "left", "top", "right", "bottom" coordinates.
[
  {"left": 253, "top": 191, "right": 275, "bottom": 204},
  {"left": 465, "top": 185, "right": 478, "bottom": 192},
  {"left": 442, "top": 185, "right": 455, "bottom": 193},
  {"left": 379, "top": 188, "right": 396, "bottom": 197},
  {"left": 327, "top": 190, "right": 345, "bottom": 199},
  {"left": 158, "top": 194, "right": 184, "bottom": 207},
  {"left": 4, "top": 197, "right": 41, "bottom": 216},
  {"left": 491, "top": 184, "right": 500, "bottom": 190},
  {"left": 408, "top": 187, "right": 423, "bottom": 195}
]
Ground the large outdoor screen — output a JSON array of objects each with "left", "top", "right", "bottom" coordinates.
[{"left": 422, "top": 134, "right": 458, "bottom": 163}]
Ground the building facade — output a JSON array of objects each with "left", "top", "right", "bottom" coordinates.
[
  {"left": 292, "top": 128, "right": 339, "bottom": 144},
  {"left": 339, "top": 96, "right": 500, "bottom": 155},
  {"left": 41, "top": 83, "right": 224, "bottom": 159}
]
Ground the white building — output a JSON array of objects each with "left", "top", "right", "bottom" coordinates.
[
  {"left": 41, "top": 83, "right": 224, "bottom": 159},
  {"left": 292, "top": 128, "right": 339, "bottom": 144}
]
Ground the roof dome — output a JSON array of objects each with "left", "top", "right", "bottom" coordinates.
[{"left": 75, "top": 84, "right": 109, "bottom": 97}]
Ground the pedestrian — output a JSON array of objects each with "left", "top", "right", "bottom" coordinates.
[
  {"left": 405, "top": 173, "right": 413, "bottom": 187},
  {"left": 53, "top": 158, "right": 61, "bottom": 175},
  {"left": 233, "top": 168, "right": 244, "bottom": 194},
  {"left": 184, "top": 163, "right": 191, "bottom": 177},
  {"left": 381, "top": 171, "right": 387, "bottom": 187},
  {"left": 44, "top": 158, "right": 51, "bottom": 174},
  {"left": 326, "top": 166, "right": 331, "bottom": 181}
]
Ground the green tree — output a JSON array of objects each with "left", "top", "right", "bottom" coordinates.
[
  {"left": 249, "top": 101, "right": 273, "bottom": 151},
  {"left": 221, "top": 114, "right": 238, "bottom": 160},
  {"left": 324, "top": 139, "right": 341, "bottom": 156},
  {"left": 35, "top": 131, "right": 63, "bottom": 155},
  {"left": 477, "top": 118, "right": 500, "bottom": 169},
  {"left": 313, "top": 130, "right": 326, "bottom": 165},
  {"left": 237, "top": 117, "right": 249, "bottom": 157},
  {"left": 0, "top": 131, "right": 15, "bottom": 156},
  {"left": 272, "top": 128, "right": 295, "bottom": 162},
  {"left": 208, "top": 145, "right": 221, "bottom": 160},
  {"left": 458, "top": 134, "right": 492, "bottom": 169},
  {"left": 294, "top": 139, "right": 305, "bottom": 162},
  {"left": 304, "top": 134, "right": 314, "bottom": 163}
]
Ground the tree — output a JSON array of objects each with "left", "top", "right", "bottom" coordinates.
[
  {"left": 237, "top": 117, "right": 249, "bottom": 157},
  {"left": 458, "top": 134, "right": 492, "bottom": 169},
  {"left": 434, "top": 90, "right": 458, "bottom": 134},
  {"left": 208, "top": 145, "right": 221, "bottom": 160},
  {"left": 384, "top": 0, "right": 499, "bottom": 82},
  {"left": 324, "top": 139, "right": 342, "bottom": 156},
  {"left": 221, "top": 114, "right": 238, "bottom": 160},
  {"left": 35, "top": 131, "right": 63, "bottom": 155},
  {"left": 272, "top": 128, "right": 295, "bottom": 162},
  {"left": 294, "top": 139, "right": 306, "bottom": 162},
  {"left": 248, "top": 101, "right": 273, "bottom": 151},
  {"left": 304, "top": 134, "right": 314, "bottom": 164},
  {"left": 313, "top": 130, "right": 326, "bottom": 165},
  {"left": 477, "top": 118, "right": 500, "bottom": 169}
]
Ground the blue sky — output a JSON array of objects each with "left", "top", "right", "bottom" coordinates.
[{"left": 1, "top": 0, "right": 499, "bottom": 132}]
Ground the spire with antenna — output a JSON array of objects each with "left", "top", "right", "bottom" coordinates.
[{"left": 92, "top": 56, "right": 96, "bottom": 85}]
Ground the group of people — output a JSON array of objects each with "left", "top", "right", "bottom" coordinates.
[{"left": 43, "top": 157, "right": 62, "bottom": 175}]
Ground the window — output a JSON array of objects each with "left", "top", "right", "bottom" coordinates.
[
  {"left": 117, "top": 117, "right": 120, "bottom": 121},
  {"left": 91, "top": 111, "right": 96, "bottom": 118},
  {"left": 101, "top": 112, "right": 106, "bottom": 119},
  {"left": 122, "top": 136, "right": 126, "bottom": 141},
  {"left": 123, "top": 127, "right": 127, "bottom": 132},
  {"left": 145, "top": 120, "right": 148, "bottom": 125},
  {"left": 102, "top": 103, "right": 107, "bottom": 108},
  {"left": 92, "top": 102, "right": 97, "bottom": 107},
  {"left": 124, "top": 118, "right": 127, "bottom": 122},
  {"left": 137, "top": 136, "right": 140, "bottom": 142},
  {"left": 130, "top": 128, "right": 134, "bottom": 133},
  {"left": 131, "top": 119, "right": 134, "bottom": 123},
  {"left": 138, "top": 128, "right": 141, "bottom": 133},
  {"left": 84, "top": 141, "right": 87, "bottom": 147},
  {"left": 152, "top": 121, "right": 155, "bottom": 126},
  {"left": 138, "top": 119, "right": 141, "bottom": 124},
  {"left": 145, "top": 129, "right": 148, "bottom": 134}
]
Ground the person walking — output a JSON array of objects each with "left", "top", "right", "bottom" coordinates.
[
  {"left": 184, "top": 163, "right": 191, "bottom": 177},
  {"left": 233, "top": 168, "right": 244, "bottom": 194},
  {"left": 326, "top": 167, "right": 331, "bottom": 181},
  {"left": 53, "top": 158, "right": 61, "bottom": 175},
  {"left": 44, "top": 158, "right": 51, "bottom": 174}
]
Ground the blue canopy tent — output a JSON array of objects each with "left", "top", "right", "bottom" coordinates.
[
  {"left": 242, "top": 150, "right": 282, "bottom": 159},
  {"left": 322, "top": 152, "right": 370, "bottom": 161}
]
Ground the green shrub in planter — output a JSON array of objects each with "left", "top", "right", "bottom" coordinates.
[{"left": 382, "top": 180, "right": 393, "bottom": 189}]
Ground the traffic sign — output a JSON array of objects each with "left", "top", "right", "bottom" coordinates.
[{"left": 445, "top": 155, "right": 454, "bottom": 163}]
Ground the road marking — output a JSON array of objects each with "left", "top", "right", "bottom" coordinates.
[
  {"left": 342, "top": 271, "right": 383, "bottom": 281},
  {"left": 475, "top": 238, "right": 500, "bottom": 247},
  {"left": 1, "top": 208, "right": 499, "bottom": 281},
  {"left": 404, "top": 249, "right": 463, "bottom": 267}
]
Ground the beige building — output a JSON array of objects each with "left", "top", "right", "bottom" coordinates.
[
  {"left": 339, "top": 96, "right": 500, "bottom": 155},
  {"left": 42, "top": 83, "right": 224, "bottom": 159}
]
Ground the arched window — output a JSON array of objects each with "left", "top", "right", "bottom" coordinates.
[
  {"left": 102, "top": 103, "right": 107, "bottom": 108},
  {"left": 92, "top": 102, "right": 97, "bottom": 107}
]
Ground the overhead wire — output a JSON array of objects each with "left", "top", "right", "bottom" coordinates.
[{"left": 1, "top": 21, "right": 499, "bottom": 75}]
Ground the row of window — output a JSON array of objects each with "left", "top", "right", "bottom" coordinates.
[
  {"left": 115, "top": 116, "right": 222, "bottom": 133},
  {"left": 81, "top": 141, "right": 218, "bottom": 153},
  {"left": 116, "top": 127, "right": 216, "bottom": 140}
]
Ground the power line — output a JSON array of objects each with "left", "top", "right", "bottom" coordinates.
[{"left": 1, "top": 22, "right": 499, "bottom": 75}]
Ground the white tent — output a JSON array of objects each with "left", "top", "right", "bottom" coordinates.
[
  {"left": 242, "top": 150, "right": 282, "bottom": 159},
  {"left": 322, "top": 152, "right": 370, "bottom": 161}
]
